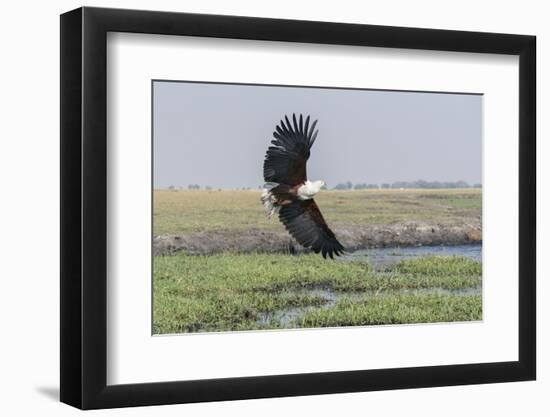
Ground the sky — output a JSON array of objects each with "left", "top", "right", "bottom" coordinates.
[{"left": 153, "top": 81, "right": 482, "bottom": 189}]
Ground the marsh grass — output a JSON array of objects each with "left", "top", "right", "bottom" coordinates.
[
  {"left": 298, "top": 294, "right": 482, "bottom": 327},
  {"left": 153, "top": 253, "right": 482, "bottom": 334}
]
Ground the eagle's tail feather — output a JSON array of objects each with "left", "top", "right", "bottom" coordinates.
[{"left": 261, "top": 183, "right": 281, "bottom": 218}]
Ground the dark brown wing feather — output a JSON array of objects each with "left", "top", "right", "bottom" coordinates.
[
  {"left": 263, "top": 114, "right": 318, "bottom": 186},
  {"left": 278, "top": 199, "right": 345, "bottom": 259}
]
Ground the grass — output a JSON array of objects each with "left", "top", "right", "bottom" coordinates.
[
  {"left": 153, "top": 253, "right": 482, "bottom": 334},
  {"left": 153, "top": 188, "right": 482, "bottom": 236},
  {"left": 153, "top": 188, "right": 483, "bottom": 333},
  {"left": 298, "top": 294, "right": 482, "bottom": 327}
]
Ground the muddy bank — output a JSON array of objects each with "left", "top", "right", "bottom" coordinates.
[{"left": 153, "top": 221, "right": 482, "bottom": 256}]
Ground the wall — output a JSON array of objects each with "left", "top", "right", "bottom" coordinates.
[{"left": 0, "top": 0, "right": 545, "bottom": 415}]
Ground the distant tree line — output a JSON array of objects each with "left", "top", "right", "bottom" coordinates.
[
  {"left": 163, "top": 184, "right": 252, "bottom": 191},
  {"left": 353, "top": 183, "right": 380, "bottom": 190},
  {"left": 332, "top": 180, "right": 482, "bottom": 190},
  {"left": 163, "top": 180, "right": 481, "bottom": 191}
]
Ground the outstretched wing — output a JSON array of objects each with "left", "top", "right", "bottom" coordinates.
[
  {"left": 279, "top": 199, "right": 345, "bottom": 259},
  {"left": 263, "top": 113, "right": 318, "bottom": 186}
]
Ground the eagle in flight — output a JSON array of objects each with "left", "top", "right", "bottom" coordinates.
[{"left": 261, "top": 114, "right": 345, "bottom": 259}]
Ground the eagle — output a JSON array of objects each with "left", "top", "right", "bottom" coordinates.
[{"left": 261, "top": 114, "right": 345, "bottom": 259}]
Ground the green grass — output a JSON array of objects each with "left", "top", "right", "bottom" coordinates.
[
  {"left": 393, "top": 255, "right": 482, "bottom": 276},
  {"left": 153, "top": 253, "right": 482, "bottom": 334},
  {"left": 153, "top": 188, "right": 482, "bottom": 236},
  {"left": 298, "top": 294, "right": 482, "bottom": 327}
]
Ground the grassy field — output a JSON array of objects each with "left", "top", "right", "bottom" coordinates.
[
  {"left": 153, "top": 253, "right": 482, "bottom": 334},
  {"left": 153, "top": 188, "right": 482, "bottom": 236},
  {"left": 153, "top": 188, "right": 482, "bottom": 334}
]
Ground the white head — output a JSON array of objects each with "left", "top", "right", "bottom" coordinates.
[
  {"left": 312, "top": 180, "right": 326, "bottom": 192},
  {"left": 298, "top": 180, "right": 326, "bottom": 200}
]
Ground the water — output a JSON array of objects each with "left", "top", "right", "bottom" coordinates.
[
  {"left": 256, "top": 287, "right": 340, "bottom": 327},
  {"left": 256, "top": 285, "right": 479, "bottom": 328},
  {"left": 341, "top": 243, "right": 482, "bottom": 268},
  {"left": 256, "top": 244, "right": 482, "bottom": 327}
]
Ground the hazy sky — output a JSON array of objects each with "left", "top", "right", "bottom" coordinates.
[{"left": 153, "top": 81, "right": 482, "bottom": 189}]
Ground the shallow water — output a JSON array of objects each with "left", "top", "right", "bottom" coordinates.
[
  {"left": 341, "top": 243, "right": 482, "bottom": 268},
  {"left": 256, "top": 288, "right": 339, "bottom": 327},
  {"left": 257, "top": 244, "right": 482, "bottom": 327},
  {"left": 257, "top": 285, "right": 480, "bottom": 328}
]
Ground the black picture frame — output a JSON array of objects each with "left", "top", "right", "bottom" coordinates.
[{"left": 60, "top": 6, "right": 536, "bottom": 410}]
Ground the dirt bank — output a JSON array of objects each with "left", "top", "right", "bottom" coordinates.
[{"left": 153, "top": 221, "right": 482, "bottom": 256}]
